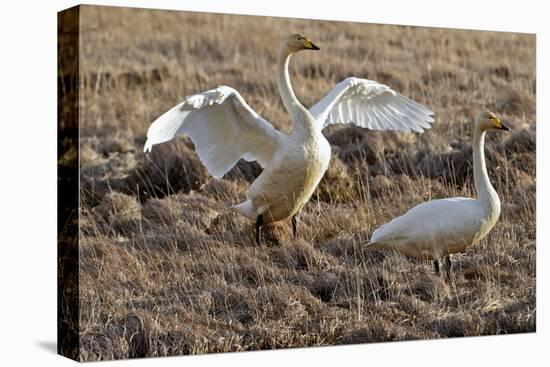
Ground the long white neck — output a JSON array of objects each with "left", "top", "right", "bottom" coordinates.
[
  {"left": 473, "top": 127, "right": 500, "bottom": 215},
  {"left": 276, "top": 48, "right": 316, "bottom": 136}
]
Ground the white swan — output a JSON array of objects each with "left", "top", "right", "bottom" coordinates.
[
  {"left": 144, "top": 34, "right": 434, "bottom": 244},
  {"left": 367, "top": 111, "right": 510, "bottom": 276}
]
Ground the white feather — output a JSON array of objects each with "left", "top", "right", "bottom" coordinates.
[
  {"left": 310, "top": 77, "right": 434, "bottom": 132},
  {"left": 369, "top": 198, "right": 486, "bottom": 259},
  {"left": 144, "top": 86, "right": 282, "bottom": 179}
]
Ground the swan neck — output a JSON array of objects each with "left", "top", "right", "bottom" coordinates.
[
  {"left": 277, "top": 49, "right": 314, "bottom": 135},
  {"left": 473, "top": 127, "right": 499, "bottom": 211}
]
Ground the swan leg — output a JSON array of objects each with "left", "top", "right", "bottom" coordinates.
[
  {"left": 291, "top": 215, "right": 298, "bottom": 238},
  {"left": 433, "top": 259, "right": 440, "bottom": 274},
  {"left": 444, "top": 256, "right": 453, "bottom": 280},
  {"left": 255, "top": 215, "right": 264, "bottom": 245}
]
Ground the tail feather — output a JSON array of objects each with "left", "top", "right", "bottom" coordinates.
[
  {"left": 232, "top": 200, "right": 257, "bottom": 219},
  {"left": 143, "top": 139, "right": 153, "bottom": 153}
]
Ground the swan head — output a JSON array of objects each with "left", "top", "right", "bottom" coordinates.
[
  {"left": 476, "top": 111, "right": 510, "bottom": 132},
  {"left": 284, "top": 33, "right": 320, "bottom": 53}
]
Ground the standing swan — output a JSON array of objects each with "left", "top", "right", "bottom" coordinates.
[
  {"left": 367, "top": 111, "right": 510, "bottom": 276},
  {"left": 144, "top": 34, "right": 434, "bottom": 244}
]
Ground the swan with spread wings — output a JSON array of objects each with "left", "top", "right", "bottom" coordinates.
[{"left": 144, "top": 34, "right": 434, "bottom": 244}]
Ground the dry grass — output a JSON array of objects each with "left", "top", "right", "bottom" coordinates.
[{"left": 73, "top": 5, "right": 535, "bottom": 361}]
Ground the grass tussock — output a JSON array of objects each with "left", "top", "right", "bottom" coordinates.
[{"left": 74, "top": 5, "right": 535, "bottom": 361}]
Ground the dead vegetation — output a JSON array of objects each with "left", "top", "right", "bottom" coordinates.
[{"left": 74, "top": 5, "right": 536, "bottom": 361}]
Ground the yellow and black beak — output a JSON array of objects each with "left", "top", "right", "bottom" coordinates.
[
  {"left": 303, "top": 39, "right": 320, "bottom": 50},
  {"left": 499, "top": 121, "right": 510, "bottom": 131},
  {"left": 309, "top": 42, "right": 320, "bottom": 50},
  {"left": 492, "top": 116, "right": 510, "bottom": 131}
]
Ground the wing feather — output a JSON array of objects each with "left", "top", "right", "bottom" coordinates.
[
  {"left": 144, "top": 86, "right": 282, "bottom": 179},
  {"left": 310, "top": 77, "right": 434, "bottom": 133}
]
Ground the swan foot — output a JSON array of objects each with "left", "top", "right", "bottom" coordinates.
[
  {"left": 255, "top": 215, "right": 264, "bottom": 245},
  {"left": 292, "top": 215, "right": 298, "bottom": 238}
]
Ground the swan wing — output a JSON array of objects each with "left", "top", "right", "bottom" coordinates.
[
  {"left": 310, "top": 77, "right": 434, "bottom": 133},
  {"left": 370, "top": 198, "right": 483, "bottom": 245},
  {"left": 144, "top": 86, "right": 283, "bottom": 179}
]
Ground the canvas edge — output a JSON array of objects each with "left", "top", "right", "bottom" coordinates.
[{"left": 57, "top": 4, "right": 81, "bottom": 362}]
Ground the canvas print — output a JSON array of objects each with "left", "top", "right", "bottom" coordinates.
[{"left": 57, "top": 4, "right": 536, "bottom": 362}]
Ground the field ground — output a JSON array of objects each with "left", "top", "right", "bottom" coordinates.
[{"left": 69, "top": 5, "right": 535, "bottom": 361}]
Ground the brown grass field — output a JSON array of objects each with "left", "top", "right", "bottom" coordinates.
[{"left": 72, "top": 5, "right": 535, "bottom": 361}]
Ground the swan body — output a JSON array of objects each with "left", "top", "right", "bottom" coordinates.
[
  {"left": 369, "top": 197, "right": 497, "bottom": 259},
  {"left": 235, "top": 125, "right": 331, "bottom": 223},
  {"left": 368, "top": 111, "right": 509, "bottom": 271},
  {"left": 144, "top": 34, "right": 434, "bottom": 242}
]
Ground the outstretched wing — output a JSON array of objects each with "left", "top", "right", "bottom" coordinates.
[
  {"left": 144, "top": 86, "right": 283, "bottom": 179},
  {"left": 310, "top": 77, "right": 434, "bottom": 133}
]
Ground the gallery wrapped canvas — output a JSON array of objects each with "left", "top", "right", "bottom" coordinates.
[{"left": 58, "top": 4, "right": 535, "bottom": 362}]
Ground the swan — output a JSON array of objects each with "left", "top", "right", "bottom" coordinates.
[
  {"left": 144, "top": 34, "right": 434, "bottom": 244},
  {"left": 367, "top": 111, "right": 510, "bottom": 276}
]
